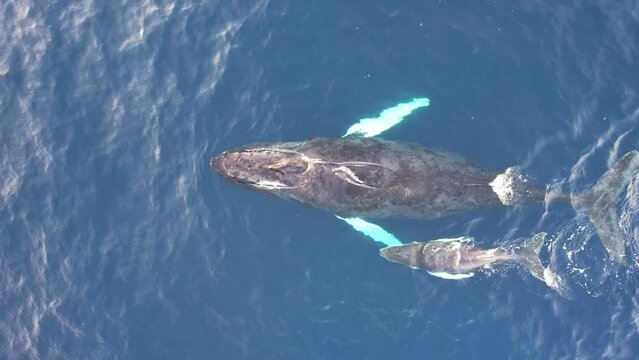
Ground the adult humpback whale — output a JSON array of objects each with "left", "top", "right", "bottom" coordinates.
[{"left": 210, "top": 136, "right": 639, "bottom": 263}]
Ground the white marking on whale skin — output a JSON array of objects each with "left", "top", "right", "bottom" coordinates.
[
  {"left": 333, "top": 166, "right": 377, "bottom": 189},
  {"left": 489, "top": 166, "right": 519, "bottom": 205},
  {"left": 255, "top": 180, "right": 297, "bottom": 189},
  {"left": 334, "top": 161, "right": 385, "bottom": 168},
  {"left": 428, "top": 271, "right": 475, "bottom": 280},
  {"left": 475, "top": 250, "right": 498, "bottom": 260},
  {"left": 483, "top": 248, "right": 498, "bottom": 256},
  {"left": 432, "top": 236, "right": 473, "bottom": 243}
]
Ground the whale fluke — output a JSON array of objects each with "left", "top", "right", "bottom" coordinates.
[
  {"left": 573, "top": 151, "right": 639, "bottom": 264},
  {"left": 513, "top": 232, "right": 546, "bottom": 281}
]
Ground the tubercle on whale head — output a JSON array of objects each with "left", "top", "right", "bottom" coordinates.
[{"left": 210, "top": 143, "right": 310, "bottom": 191}]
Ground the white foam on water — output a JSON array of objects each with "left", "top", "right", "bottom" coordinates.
[
  {"left": 489, "top": 166, "right": 519, "bottom": 206},
  {"left": 543, "top": 268, "right": 561, "bottom": 289}
]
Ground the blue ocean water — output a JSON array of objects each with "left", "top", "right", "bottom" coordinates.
[{"left": 2, "top": 0, "right": 639, "bottom": 359}]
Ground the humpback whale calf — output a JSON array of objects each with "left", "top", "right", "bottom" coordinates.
[
  {"left": 379, "top": 233, "right": 547, "bottom": 282},
  {"left": 211, "top": 136, "right": 639, "bottom": 263}
]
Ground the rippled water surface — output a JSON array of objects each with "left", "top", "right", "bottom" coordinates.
[{"left": 2, "top": 0, "right": 639, "bottom": 359}]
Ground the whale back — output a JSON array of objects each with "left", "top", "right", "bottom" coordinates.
[{"left": 286, "top": 137, "right": 506, "bottom": 219}]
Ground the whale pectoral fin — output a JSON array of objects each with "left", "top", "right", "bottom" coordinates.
[
  {"left": 343, "top": 97, "right": 431, "bottom": 138},
  {"left": 336, "top": 216, "right": 403, "bottom": 247}
]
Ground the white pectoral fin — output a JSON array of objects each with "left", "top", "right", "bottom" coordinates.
[
  {"left": 343, "top": 97, "right": 430, "bottom": 138},
  {"left": 336, "top": 216, "right": 403, "bottom": 247},
  {"left": 428, "top": 271, "right": 475, "bottom": 280}
]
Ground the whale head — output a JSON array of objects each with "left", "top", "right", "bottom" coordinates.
[
  {"left": 380, "top": 244, "right": 416, "bottom": 268},
  {"left": 210, "top": 143, "right": 310, "bottom": 193}
]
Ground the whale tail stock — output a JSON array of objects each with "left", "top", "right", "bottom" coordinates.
[
  {"left": 514, "top": 232, "right": 547, "bottom": 281},
  {"left": 573, "top": 150, "right": 639, "bottom": 264}
]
